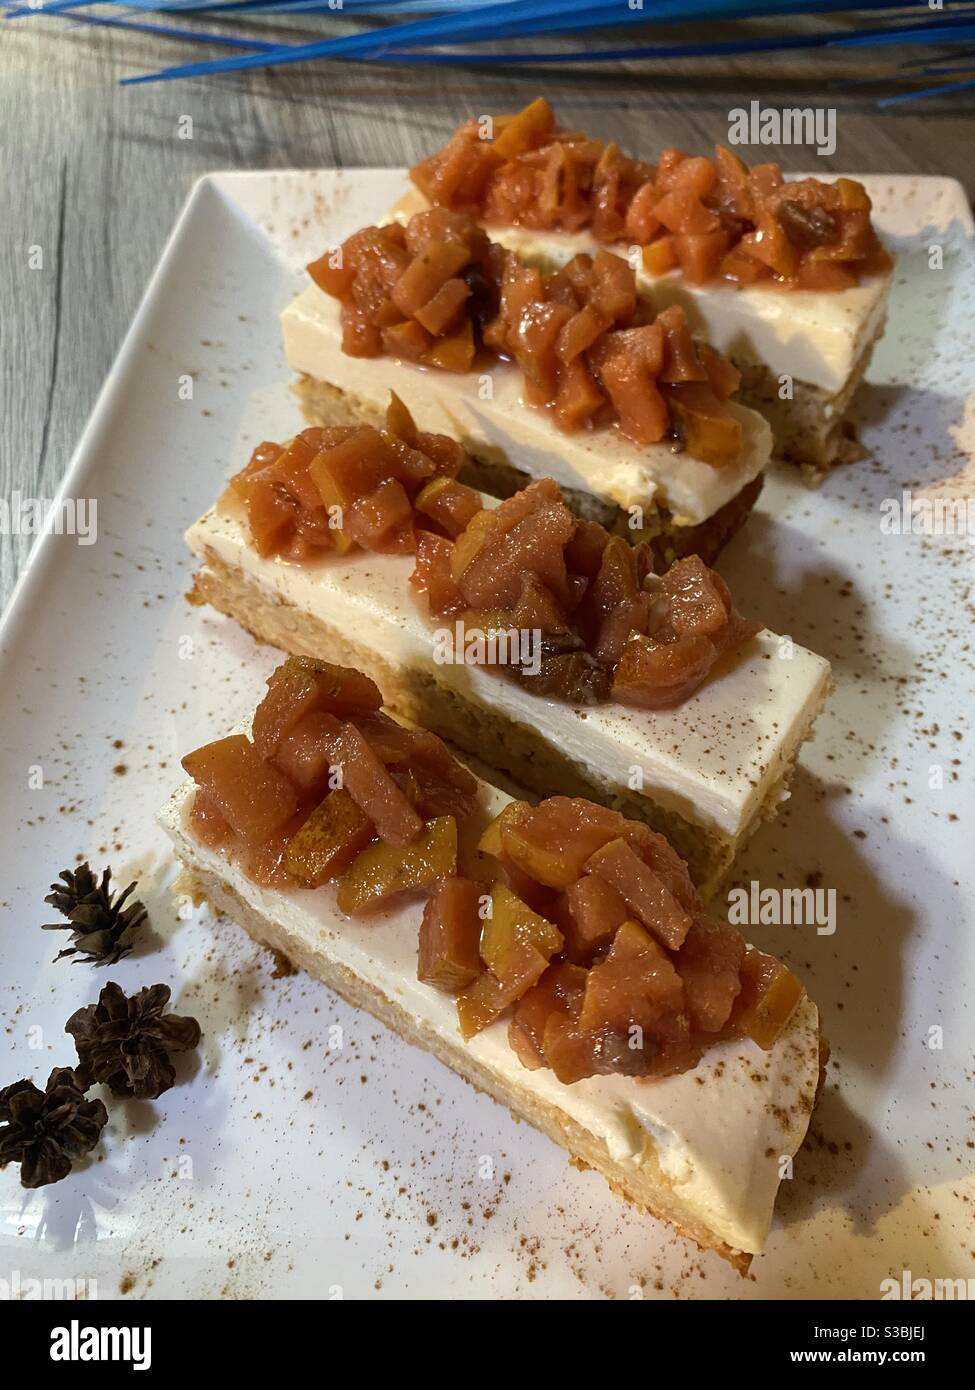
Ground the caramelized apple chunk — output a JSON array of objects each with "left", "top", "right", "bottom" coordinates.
[
  {"left": 372, "top": 735, "right": 476, "bottom": 827},
  {"left": 477, "top": 801, "right": 532, "bottom": 859},
  {"left": 674, "top": 915, "right": 745, "bottom": 1033},
  {"left": 620, "top": 820, "right": 701, "bottom": 915},
  {"left": 508, "top": 961, "right": 587, "bottom": 1070},
  {"left": 182, "top": 735, "right": 297, "bottom": 845},
  {"left": 511, "top": 572, "right": 570, "bottom": 635},
  {"left": 728, "top": 947, "right": 804, "bottom": 1050},
  {"left": 348, "top": 709, "right": 415, "bottom": 765},
  {"left": 664, "top": 382, "right": 742, "bottom": 468},
  {"left": 479, "top": 884, "right": 563, "bottom": 980},
  {"left": 456, "top": 948, "right": 549, "bottom": 1040},
  {"left": 655, "top": 553, "right": 732, "bottom": 639},
  {"left": 410, "top": 530, "right": 466, "bottom": 616},
  {"left": 253, "top": 656, "right": 380, "bottom": 758},
  {"left": 556, "top": 874, "right": 629, "bottom": 963},
  {"left": 273, "top": 711, "right": 343, "bottom": 800},
  {"left": 188, "top": 790, "right": 232, "bottom": 850},
  {"left": 401, "top": 728, "right": 480, "bottom": 821},
  {"left": 337, "top": 721, "right": 424, "bottom": 847},
  {"left": 283, "top": 789, "right": 375, "bottom": 887},
  {"left": 455, "top": 481, "right": 575, "bottom": 611},
  {"left": 584, "top": 837, "right": 692, "bottom": 950},
  {"left": 413, "top": 476, "right": 483, "bottom": 538},
  {"left": 500, "top": 797, "right": 624, "bottom": 888},
  {"left": 336, "top": 816, "right": 457, "bottom": 916},
  {"left": 610, "top": 555, "right": 759, "bottom": 709},
  {"left": 539, "top": 973, "right": 675, "bottom": 1078},
  {"left": 579, "top": 919, "right": 685, "bottom": 1033},
  {"left": 611, "top": 632, "right": 719, "bottom": 710},
  {"left": 417, "top": 877, "right": 484, "bottom": 993},
  {"left": 242, "top": 816, "right": 308, "bottom": 891},
  {"left": 226, "top": 442, "right": 318, "bottom": 557},
  {"left": 253, "top": 658, "right": 327, "bottom": 758}
]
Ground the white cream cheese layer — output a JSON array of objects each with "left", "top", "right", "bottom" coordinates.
[
  {"left": 281, "top": 286, "right": 771, "bottom": 528},
  {"left": 187, "top": 508, "right": 831, "bottom": 841},
  {"left": 391, "top": 188, "right": 892, "bottom": 394},
  {"left": 160, "top": 781, "right": 820, "bottom": 1255}
]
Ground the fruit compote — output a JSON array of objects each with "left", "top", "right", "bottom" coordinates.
[
  {"left": 219, "top": 397, "right": 759, "bottom": 712},
  {"left": 410, "top": 97, "right": 891, "bottom": 291},
  {"left": 412, "top": 477, "right": 759, "bottom": 708},
  {"left": 182, "top": 656, "right": 477, "bottom": 896},
  {"left": 453, "top": 794, "right": 805, "bottom": 1083},
  {"left": 307, "top": 208, "right": 745, "bottom": 461},
  {"left": 219, "top": 392, "right": 468, "bottom": 562}
]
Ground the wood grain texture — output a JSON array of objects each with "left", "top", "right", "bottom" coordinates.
[{"left": 3, "top": 15, "right": 974, "bottom": 606}]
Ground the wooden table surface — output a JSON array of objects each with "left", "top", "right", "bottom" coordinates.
[{"left": 3, "top": 14, "right": 974, "bottom": 606}]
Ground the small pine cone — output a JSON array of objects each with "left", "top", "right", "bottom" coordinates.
[
  {"left": 44, "top": 863, "right": 148, "bottom": 966},
  {"left": 66, "top": 982, "right": 201, "bottom": 1101},
  {"left": 0, "top": 1067, "right": 108, "bottom": 1189}
]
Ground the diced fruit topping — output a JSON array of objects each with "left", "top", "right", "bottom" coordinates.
[
  {"left": 584, "top": 838, "right": 692, "bottom": 951},
  {"left": 221, "top": 400, "right": 473, "bottom": 564},
  {"left": 413, "top": 484, "right": 760, "bottom": 711},
  {"left": 336, "top": 816, "right": 457, "bottom": 915},
  {"left": 182, "top": 679, "right": 807, "bottom": 1088},
  {"left": 222, "top": 409, "right": 759, "bottom": 712},
  {"left": 452, "top": 797, "right": 804, "bottom": 1082},
  {"left": 460, "top": 795, "right": 805, "bottom": 1081},
  {"left": 181, "top": 736, "right": 297, "bottom": 844},
  {"left": 417, "top": 877, "right": 485, "bottom": 993},
  {"left": 727, "top": 948, "right": 804, "bottom": 1050},
  {"left": 283, "top": 789, "right": 375, "bottom": 886},
  {"left": 410, "top": 99, "right": 891, "bottom": 289},
  {"left": 182, "top": 656, "right": 472, "bottom": 902},
  {"left": 311, "top": 211, "right": 745, "bottom": 465},
  {"left": 479, "top": 884, "right": 563, "bottom": 980},
  {"left": 337, "top": 721, "right": 424, "bottom": 847}
]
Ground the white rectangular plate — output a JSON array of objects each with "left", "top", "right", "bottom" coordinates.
[{"left": 1, "top": 170, "right": 973, "bottom": 1301}]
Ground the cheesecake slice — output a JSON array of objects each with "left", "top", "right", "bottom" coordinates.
[
  {"left": 403, "top": 99, "right": 894, "bottom": 477},
  {"left": 285, "top": 205, "right": 773, "bottom": 567},
  {"left": 186, "top": 406, "right": 831, "bottom": 892},
  {"left": 161, "top": 656, "right": 825, "bottom": 1269}
]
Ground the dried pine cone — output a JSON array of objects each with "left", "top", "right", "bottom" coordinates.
[
  {"left": 66, "top": 983, "right": 201, "bottom": 1101},
  {"left": 44, "top": 863, "right": 148, "bottom": 966},
  {"left": 0, "top": 1067, "right": 108, "bottom": 1189}
]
